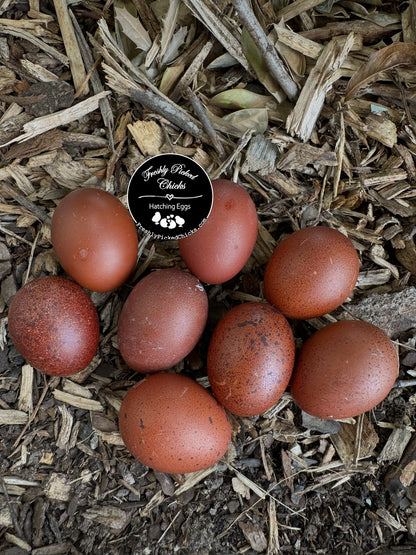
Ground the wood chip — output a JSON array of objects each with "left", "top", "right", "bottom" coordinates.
[
  {"left": 18, "top": 364, "right": 33, "bottom": 413},
  {"left": 52, "top": 389, "right": 104, "bottom": 412},
  {"left": 44, "top": 473, "right": 71, "bottom": 501},
  {"left": 378, "top": 427, "right": 413, "bottom": 463},
  {"left": 331, "top": 416, "right": 379, "bottom": 467},
  {"left": 4, "top": 532, "right": 31, "bottom": 552},
  {"left": 62, "top": 379, "right": 93, "bottom": 399},
  {"left": 55, "top": 404, "right": 74, "bottom": 450},
  {"left": 84, "top": 505, "right": 130, "bottom": 533},
  {"left": 287, "top": 33, "right": 356, "bottom": 141},
  {"left": 0, "top": 409, "right": 29, "bottom": 425},
  {"left": 0, "top": 90, "right": 110, "bottom": 148},
  {"left": 128, "top": 120, "right": 163, "bottom": 156},
  {"left": 238, "top": 517, "right": 268, "bottom": 553}
]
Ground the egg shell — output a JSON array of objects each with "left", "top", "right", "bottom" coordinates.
[
  {"left": 119, "top": 373, "right": 231, "bottom": 474},
  {"left": 8, "top": 276, "right": 100, "bottom": 376},
  {"left": 118, "top": 268, "right": 208, "bottom": 373},
  {"left": 207, "top": 302, "right": 295, "bottom": 416},
  {"left": 290, "top": 320, "right": 399, "bottom": 420},
  {"left": 264, "top": 226, "right": 360, "bottom": 320},
  {"left": 51, "top": 188, "right": 138, "bottom": 292},
  {"left": 178, "top": 179, "right": 258, "bottom": 284}
]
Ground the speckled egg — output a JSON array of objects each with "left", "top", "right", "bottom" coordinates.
[
  {"left": 8, "top": 276, "right": 99, "bottom": 376},
  {"left": 118, "top": 268, "right": 208, "bottom": 373},
  {"left": 290, "top": 320, "right": 399, "bottom": 419},
  {"left": 178, "top": 179, "right": 258, "bottom": 284},
  {"left": 119, "top": 373, "right": 231, "bottom": 474},
  {"left": 207, "top": 302, "right": 295, "bottom": 416},
  {"left": 264, "top": 226, "right": 360, "bottom": 319},
  {"left": 51, "top": 188, "right": 138, "bottom": 292}
]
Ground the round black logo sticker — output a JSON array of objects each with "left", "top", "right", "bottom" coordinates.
[{"left": 127, "top": 154, "right": 213, "bottom": 240}]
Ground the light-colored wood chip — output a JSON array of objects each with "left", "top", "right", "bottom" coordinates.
[
  {"left": 287, "top": 33, "right": 356, "bottom": 141},
  {"left": 53, "top": 0, "right": 88, "bottom": 94},
  {"left": 378, "top": 427, "right": 413, "bottom": 463},
  {"left": 0, "top": 90, "right": 110, "bottom": 148},
  {"left": 18, "top": 364, "right": 33, "bottom": 413},
  {"left": 52, "top": 389, "right": 104, "bottom": 412},
  {"left": 56, "top": 404, "right": 74, "bottom": 450},
  {"left": 128, "top": 120, "right": 163, "bottom": 156},
  {"left": 62, "top": 379, "right": 93, "bottom": 399},
  {"left": 44, "top": 472, "right": 71, "bottom": 501},
  {"left": 0, "top": 410, "right": 29, "bottom": 425}
]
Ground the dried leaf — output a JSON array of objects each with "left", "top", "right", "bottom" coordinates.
[
  {"left": 345, "top": 42, "right": 416, "bottom": 100},
  {"left": 182, "top": 0, "right": 249, "bottom": 71},
  {"left": 210, "top": 89, "right": 277, "bottom": 110},
  {"left": 115, "top": 6, "right": 151, "bottom": 52},
  {"left": 159, "top": 0, "right": 180, "bottom": 57},
  {"left": 206, "top": 52, "right": 239, "bottom": 70},
  {"left": 271, "top": 23, "right": 306, "bottom": 77},
  {"left": 241, "top": 28, "right": 285, "bottom": 103},
  {"left": 222, "top": 108, "right": 268, "bottom": 135},
  {"left": 159, "top": 64, "right": 185, "bottom": 95},
  {"left": 162, "top": 26, "right": 188, "bottom": 65}
]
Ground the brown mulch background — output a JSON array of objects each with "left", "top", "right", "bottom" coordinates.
[{"left": 2, "top": 0, "right": 416, "bottom": 553}]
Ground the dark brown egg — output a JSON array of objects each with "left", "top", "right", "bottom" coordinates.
[
  {"left": 207, "top": 302, "right": 295, "bottom": 416},
  {"left": 51, "top": 188, "right": 138, "bottom": 292},
  {"left": 8, "top": 276, "right": 99, "bottom": 376},
  {"left": 119, "top": 373, "right": 231, "bottom": 474},
  {"left": 118, "top": 268, "right": 208, "bottom": 373},
  {"left": 264, "top": 226, "right": 360, "bottom": 319},
  {"left": 290, "top": 320, "right": 399, "bottom": 419},
  {"left": 178, "top": 179, "right": 258, "bottom": 284}
]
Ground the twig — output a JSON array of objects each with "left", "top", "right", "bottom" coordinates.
[
  {"left": 210, "top": 129, "right": 253, "bottom": 180},
  {"left": 69, "top": 13, "right": 114, "bottom": 149},
  {"left": 232, "top": 0, "right": 297, "bottom": 100},
  {"left": 53, "top": 0, "right": 88, "bottom": 94},
  {"left": 353, "top": 413, "right": 364, "bottom": 466},
  {"left": 184, "top": 87, "right": 226, "bottom": 159},
  {"left": 0, "top": 182, "right": 51, "bottom": 225},
  {"left": 0, "top": 223, "right": 34, "bottom": 246},
  {"left": 24, "top": 230, "right": 40, "bottom": 284},
  {"left": 130, "top": 88, "right": 205, "bottom": 140}
]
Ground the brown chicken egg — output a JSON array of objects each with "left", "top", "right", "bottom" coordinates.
[
  {"left": 119, "top": 373, "right": 231, "bottom": 474},
  {"left": 51, "top": 188, "right": 138, "bottom": 292},
  {"left": 264, "top": 226, "right": 360, "bottom": 319},
  {"left": 8, "top": 276, "right": 99, "bottom": 376},
  {"left": 207, "top": 302, "right": 295, "bottom": 416},
  {"left": 178, "top": 179, "right": 258, "bottom": 284},
  {"left": 290, "top": 320, "right": 399, "bottom": 420},
  {"left": 118, "top": 268, "right": 208, "bottom": 373}
]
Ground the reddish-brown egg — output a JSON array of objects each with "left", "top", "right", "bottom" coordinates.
[
  {"left": 178, "top": 179, "right": 258, "bottom": 284},
  {"left": 8, "top": 276, "right": 99, "bottom": 376},
  {"left": 207, "top": 302, "right": 295, "bottom": 416},
  {"left": 51, "top": 188, "right": 138, "bottom": 292},
  {"left": 118, "top": 268, "right": 208, "bottom": 373},
  {"left": 119, "top": 373, "right": 231, "bottom": 474},
  {"left": 264, "top": 226, "right": 360, "bottom": 319},
  {"left": 290, "top": 320, "right": 399, "bottom": 419}
]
